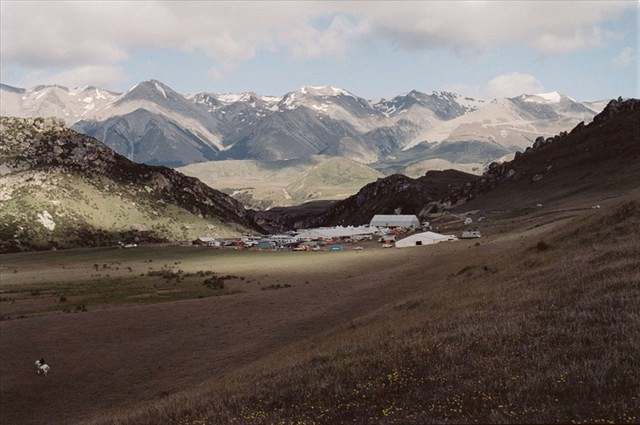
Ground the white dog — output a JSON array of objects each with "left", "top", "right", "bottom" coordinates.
[{"left": 35, "top": 359, "right": 50, "bottom": 376}]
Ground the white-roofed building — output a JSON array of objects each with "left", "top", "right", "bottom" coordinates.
[
  {"left": 395, "top": 231, "right": 457, "bottom": 248},
  {"left": 369, "top": 215, "right": 420, "bottom": 228}
]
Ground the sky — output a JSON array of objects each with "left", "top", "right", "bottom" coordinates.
[{"left": 1, "top": 1, "right": 637, "bottom": 101}]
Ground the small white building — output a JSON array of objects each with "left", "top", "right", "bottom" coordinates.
[
  {"left": 194, "top": 236, "right": 221, "bottom": 247},
  {"left": 395, "top": 231, "right": 457, "bottom": 248},
  {"left": 369, "top": 215, "right": 420, "bottom": 228}
]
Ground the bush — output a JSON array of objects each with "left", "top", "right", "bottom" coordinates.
[
  {"left": 536, "top": 240, "right": 550, "bottom": 251},
  {"left": 203, "top": 276, "right": 225, "bottom": 290},
  {"left": 261, "top": 284, "right": 292, "bottom": 291}
]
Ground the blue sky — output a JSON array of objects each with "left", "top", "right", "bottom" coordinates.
[{"left": 1, "top": 1, "right": 637, "bottom": 100}]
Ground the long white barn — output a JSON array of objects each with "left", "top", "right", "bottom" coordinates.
[{"left": 369, "top": 215, "right": 420, "bottom": 228}]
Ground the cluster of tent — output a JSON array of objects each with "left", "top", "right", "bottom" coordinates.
[{"left": 296, "top": 225, "right": 379, "bottom": 240}]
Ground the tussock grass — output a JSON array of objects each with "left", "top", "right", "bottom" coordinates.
[{"left": 90, "top": 201, "right": 640, "bottom": 424}]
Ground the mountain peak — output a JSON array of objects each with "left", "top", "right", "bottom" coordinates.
[
  {"left": 534, "top": 91, "right": 562, "bottom": 102},
  {"left": 407, "top": 89, "right": 426, "bottom": 98},
  {"left": 297, "top": 85, "right": 354, "bottom": 97},
  {"left": 119, "top": 79, "right": 180, "bottom": 102},
  {"left": 519, "top": 91, "right": 570, "bottom": 104}
]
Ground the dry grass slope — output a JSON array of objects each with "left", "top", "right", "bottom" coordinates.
[{"left": 92, "top": 200, "right": 640, "bottom": 424}]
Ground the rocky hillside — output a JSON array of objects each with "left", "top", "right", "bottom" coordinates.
[
  {"left": 257, "top": 170, "right": 478, "bottom": 230},
  {"left": 455, "top": 97, "right": 640, "bottom": 210},
  {"left": 259, "top": 97, "right": 638, "bottom": 230},
  {"left": 0, "top": 117, "right": 261, "bottom": 253}
]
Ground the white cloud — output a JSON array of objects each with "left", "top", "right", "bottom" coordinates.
[
  {"left": 208, "top": 67, "right": 225, "bottom": 81},
  {"left": 531, "top": 27, "right": 615, "bottom": 54},
  {"left": 612, "top": 46, "right": 635, "bottom": 68},
  {"left": 22, "top": 65, "right": 126, "bottom": 88},
  {"left": 447, "top": 72, "right": 546, "bottom": 99},
  {"left": 0, "top": 0, "right": 634, "bottom": 87},
  {"left": 284, "top": 15, "right": 369, "bottom": 59},
  {"left": 342, "top": 1, "right": 630, "bottom": 55},
  {"left": 485, "top": 73, "right": 545, "bottom": 98}
]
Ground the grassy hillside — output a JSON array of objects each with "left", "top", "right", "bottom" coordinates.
[
  {"left": 0, "top": 171, "right": 246, "bottom": 251},
  {"left": 285, "top": 157, "right": 383, "bottom": 202},
  {"left": 178, "top": 155, "right": 383, "bottom": 209},
  {"left": 0, "top": 117, "right": 258, "bottom": 252},
  {"left": 89, "top": 198, "right": 640, "bottom": 424}
]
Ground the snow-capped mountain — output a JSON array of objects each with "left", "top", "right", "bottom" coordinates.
[
  {"left": 0, "top": 83, "right": 118, "bottom": 124},
  {"left": 0, "top": 80, "right": 609, "bottom": 168},
  {"left": 374, "top": 90, "right": 484, "bottom": 120},
  {"left": 277, "top": 85, "right": 379, "bottom": 131},
  {"left": 400, "top": 91, "right": 604, "bottom": 153}
]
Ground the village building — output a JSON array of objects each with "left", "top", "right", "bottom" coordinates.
[
  {"left": 193, "top": 236, "right": 221, "bottom": 247},
  {"left": 369, "top": 214, "right": 420, "bottom": 228},
  {"left": 395, "top": 231, "right": 457, "bottom": 248}
]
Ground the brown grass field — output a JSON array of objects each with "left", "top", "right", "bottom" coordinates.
[{"left": 1, "top": 191, "right": 639, "bottom": 424}]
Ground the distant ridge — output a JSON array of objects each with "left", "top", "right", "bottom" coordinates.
[{"left": 1, "top": 80, "right": 609, "bottom": 169}]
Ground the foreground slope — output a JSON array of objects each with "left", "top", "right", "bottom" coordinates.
[
  {"left": 46, "top": 193, "right": 636, "bottom": 425},
  {"left": 188, "top": 199, "right": 640, "bottom": 424},
  {"left": 0, "top": 117, "right": 260, "bottom": 252}
]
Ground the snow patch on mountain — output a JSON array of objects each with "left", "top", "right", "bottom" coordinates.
[
  {"left": 216, "top": 93, "right": 253, "bottom": 104},
  {"left": 521, "top": 91, "right": 574, "bottom": 104},
  {"left": 154, "top": 82, "right": 167, "bottom": 98}
]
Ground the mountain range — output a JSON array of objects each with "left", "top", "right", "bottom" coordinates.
[{"left": 1, "top": 81, "right": 606, "bottom": 172}]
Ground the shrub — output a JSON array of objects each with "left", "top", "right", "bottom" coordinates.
[
  {"left": 261, "top": 284, "right": 292, "bottom": 291},
  {"left": 203, "top": 276, "right": 225, "bottom": 290},
  {"left": 536, "top": 240, "right": 550, "bottom": 251}
]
